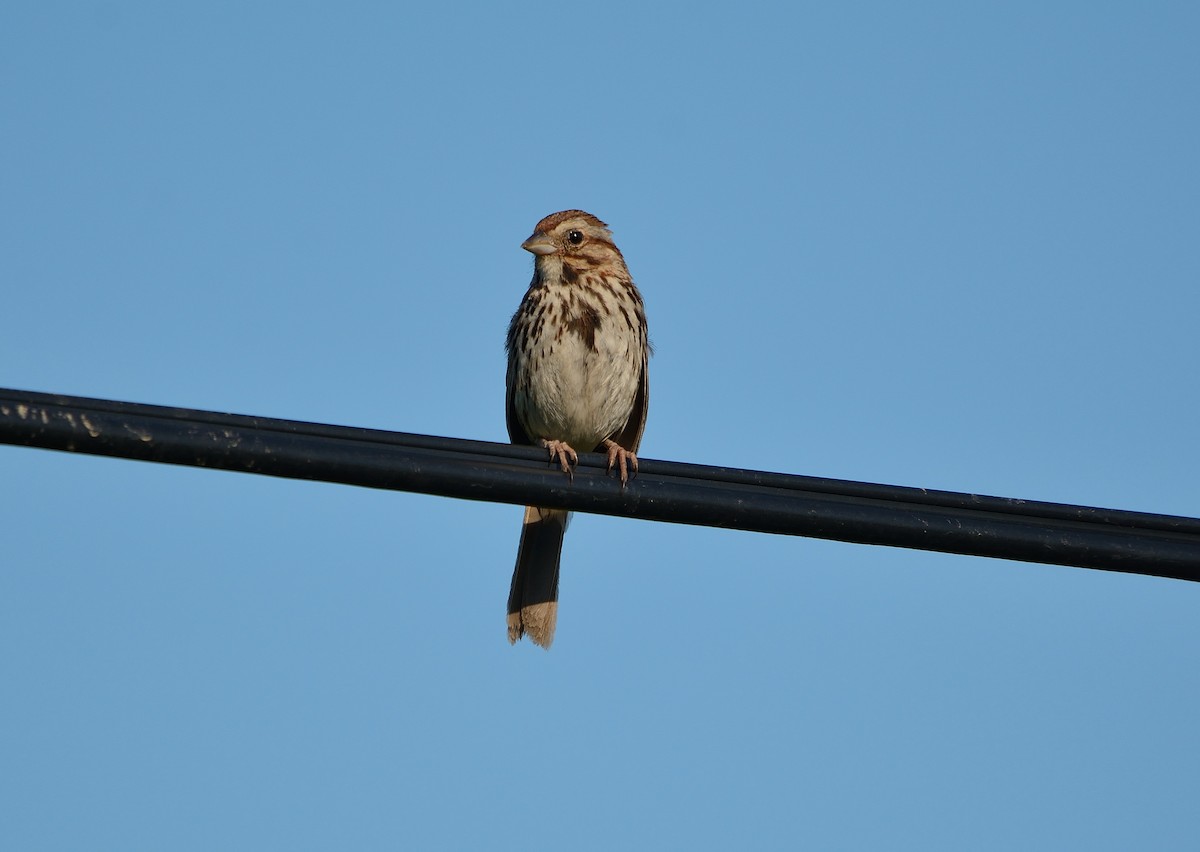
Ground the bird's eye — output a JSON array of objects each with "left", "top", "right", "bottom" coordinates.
[{"left": 567, "top": 229, "right": 584, "bottom": 245}]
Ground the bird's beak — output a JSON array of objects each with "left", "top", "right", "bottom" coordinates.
[{"left": 521, "top": 234, "right": 557, "bottom": 256}]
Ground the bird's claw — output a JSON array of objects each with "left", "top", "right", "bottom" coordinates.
[
  {"left": 602, "top": 439, "right": 638, "bottom": 486},
  {"left": 541, "top": 439, "right": 579, "bottom": 479}
]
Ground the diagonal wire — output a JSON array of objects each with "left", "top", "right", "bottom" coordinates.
[{"left": 2, "top": 386, "right": 1198, "bottom": 582}]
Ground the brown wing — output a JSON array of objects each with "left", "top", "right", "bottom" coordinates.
[
  {"left": 605, "top": 347, "right": 649, "bottom": 453},
  {"left": 505, "top": 361, "right": 533, "bottom": 446}
]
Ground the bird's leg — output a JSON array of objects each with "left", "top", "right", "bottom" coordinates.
[
  {"left": 601, "top": 438, "right": 638, "bottom": 486},
  {"left": 540, "top": 438, "right": 579, "bottom": 478}
]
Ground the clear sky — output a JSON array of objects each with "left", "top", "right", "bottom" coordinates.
[{"left": 3, "top": 3, "right": 1198, "bottom": 849}]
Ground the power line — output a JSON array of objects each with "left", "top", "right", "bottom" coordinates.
[{"left": 2, "top": 386, "right": 1198, "bottom": 582}]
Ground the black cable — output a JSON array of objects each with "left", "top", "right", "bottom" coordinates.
[{"left": 2, "top": 386, "right": 1198, "bottom": 582}]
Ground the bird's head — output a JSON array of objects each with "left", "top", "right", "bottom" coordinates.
[{"left": 521, "top": 210, "right": 626, "bottom": 278}]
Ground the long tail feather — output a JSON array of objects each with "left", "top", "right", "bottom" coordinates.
[{"left": 507, "top": 506, "right": 569, "bottom": 648}]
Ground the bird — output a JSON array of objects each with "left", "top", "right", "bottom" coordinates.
[{"left": 504, "top": 210, "right": 650, "bottom": 648}]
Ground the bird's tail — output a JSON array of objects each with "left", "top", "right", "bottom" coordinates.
[{"left": 507, "top": 506, "right": 569, "bottom": 648}]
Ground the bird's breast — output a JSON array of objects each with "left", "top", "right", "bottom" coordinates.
[{"left": 511, "top": 284, "right": 644, "bottom": 450}]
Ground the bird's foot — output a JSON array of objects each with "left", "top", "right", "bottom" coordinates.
[
  {"left": 602, "top": 439, "right": 638, "bottom": 486},
  {"left": 540, "top": 438, "right": 579, "bottom": 478}
]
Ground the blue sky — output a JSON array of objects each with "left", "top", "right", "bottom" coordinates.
[{"left": 2, "top": 3, "right": 1198, "bottom": 849}]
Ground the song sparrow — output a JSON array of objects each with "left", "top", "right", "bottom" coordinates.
[{"left": 505, "top": 210, "right": 650, "bottom": 648}]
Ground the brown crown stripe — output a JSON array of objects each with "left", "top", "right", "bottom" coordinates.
[{"left": 534, "top": 209, "right": 609, "bottom": 232}]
